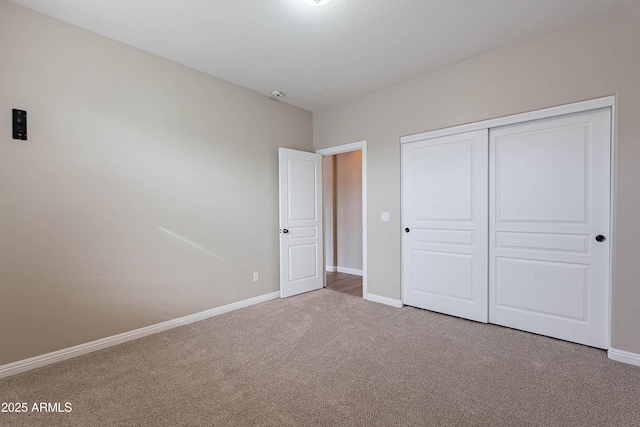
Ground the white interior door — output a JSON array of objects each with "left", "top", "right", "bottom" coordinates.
[
  {"left": 402, "top": 130, "right": 489, "bottom": 323},
  {"left": 278, "top": 148, "right": 323, "bottom": 298},
  {"left": 489, "top": 108, "right": 611, "bottom": 348}
]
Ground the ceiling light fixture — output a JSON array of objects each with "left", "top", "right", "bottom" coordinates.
[{"left": 304, "top": 0, "right": 331, "bottom": 6}]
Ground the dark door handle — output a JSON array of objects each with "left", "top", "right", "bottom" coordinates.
[
  {"left": 405, "top": 228, "right": 410, "bottom": 233},
  {"left": 595, "top": 234, "right": 606, "bottom": 242},
  {"left": 282, "top": 229, "right": 289, "bottom": 234}
]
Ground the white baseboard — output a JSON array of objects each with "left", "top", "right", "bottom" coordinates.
[
  {"left": 0, "top": 291, "right": 280, "bottom": 379},
  {"left": 364, "top": 292, "right": 403, "bottom": 308},
  {"left": 325, "top": 266, "right": 363, "bottom": 276},
  {"left": 336, "top": 266, "right": 363, "bottom": 276},
  {"left": 608, "top": 347, "right": 640, "bottom": 367}
]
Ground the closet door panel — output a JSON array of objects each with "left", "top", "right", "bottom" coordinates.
[
  {"left": 489, "top": 108, "right": 611, "bottom": 349},
  {"left": 402, "top": 130, "right": 488, "bottom": 323}
]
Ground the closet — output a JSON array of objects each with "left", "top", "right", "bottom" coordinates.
[{"left": 402, "top": 106, "right": 611, "bottom": 349}]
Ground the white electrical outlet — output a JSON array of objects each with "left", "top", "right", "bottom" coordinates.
[
  {"left": 253, "top": 272, "right": 259, "bottom": 282},
  {"left": 381, "top": 212, "right": 390, "bottom": 222}
]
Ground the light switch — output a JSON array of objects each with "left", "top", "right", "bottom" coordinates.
[{"left": 381, "top": 212, "right": 390, "bottom": 222}]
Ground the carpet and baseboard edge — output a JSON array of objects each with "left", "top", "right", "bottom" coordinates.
[
  {"left": 608, "top": 347, "right": 640, "bottom": 366},
  {"left": 364, "top": 292, "right": 403, "bottom": 308},
  {"left": 4, "top": 293, "right": 638, "bottom": 378},
  {"left": 0, "top": 291, "right": 280, "bottom": 379}
]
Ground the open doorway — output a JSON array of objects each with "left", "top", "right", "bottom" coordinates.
[
  {"left": 323, "top": 151, "right": 362, "bottom": 296},
  {"left": 317, "top": 141, "right": 367, "bottom": 299}
]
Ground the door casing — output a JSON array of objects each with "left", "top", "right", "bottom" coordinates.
[{"left": 317, "top": 141, "right": 368, "bottom": 300}]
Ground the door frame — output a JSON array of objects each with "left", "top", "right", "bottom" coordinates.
[
  {"left": 400, "top": 95, "right": 615, "bottom": 348},
  {"left": 317, "top": 141, "right": 368, "bottom": 299}
]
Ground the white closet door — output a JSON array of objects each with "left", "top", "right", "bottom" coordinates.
[
  {"left": 402, "top": 130, "right": 488, "bottom": 323},
  {"left": 489, "top": 108, "right": 611, "bottom": 348}
]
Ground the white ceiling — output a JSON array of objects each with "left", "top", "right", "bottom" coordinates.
[{"left": 9, "top": 0, "right": 635, "bottom": 112}]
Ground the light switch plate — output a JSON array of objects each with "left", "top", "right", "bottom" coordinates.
[{"left": 381, "top": 212, "right": 390, "bottom": 222}]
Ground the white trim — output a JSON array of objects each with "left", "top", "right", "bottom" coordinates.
[
  {"left": 0, "top": 291, "right": 279, "bottom": 379},
  {"left": 317, "top": 141, "right": 368, "bottom": 299},
  {"left": 401, "top": 96, "right": 615, "bottom": 144},
  {"left": 336, "top": 266, "right": 363, "bottom": 276},
  {"left": 325, "top": 265, "right": 337, "bottom": 272},
  {"left": 317, "top": 140, "right": 365, "bottom": 154},
  {"left": 608, "top": 101, "right": 616, "bottom": 350},
  {"left": 364, "top": 292, "right": 403, "bottom": 308},
  {"left": 608, "top": 348, "right": 640, "bottom": 367}
]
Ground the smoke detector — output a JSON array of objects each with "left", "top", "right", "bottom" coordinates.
[
  {"left": 304, "top": 0, "right": 331, "bottom": 5},
  {"left": 270, "top": 90, "right": 285, "bottom": 99}
]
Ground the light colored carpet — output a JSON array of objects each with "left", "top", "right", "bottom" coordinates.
[{"left": 1, "top": 289, "right": 639, "bottom": 426}]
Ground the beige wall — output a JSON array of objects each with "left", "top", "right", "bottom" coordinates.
[
  {"left": 0, "top": 1, "right": 312, "bottom": 365},
  {"left": 314, "top": 1, "right": 640, "bottom": 354}
]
